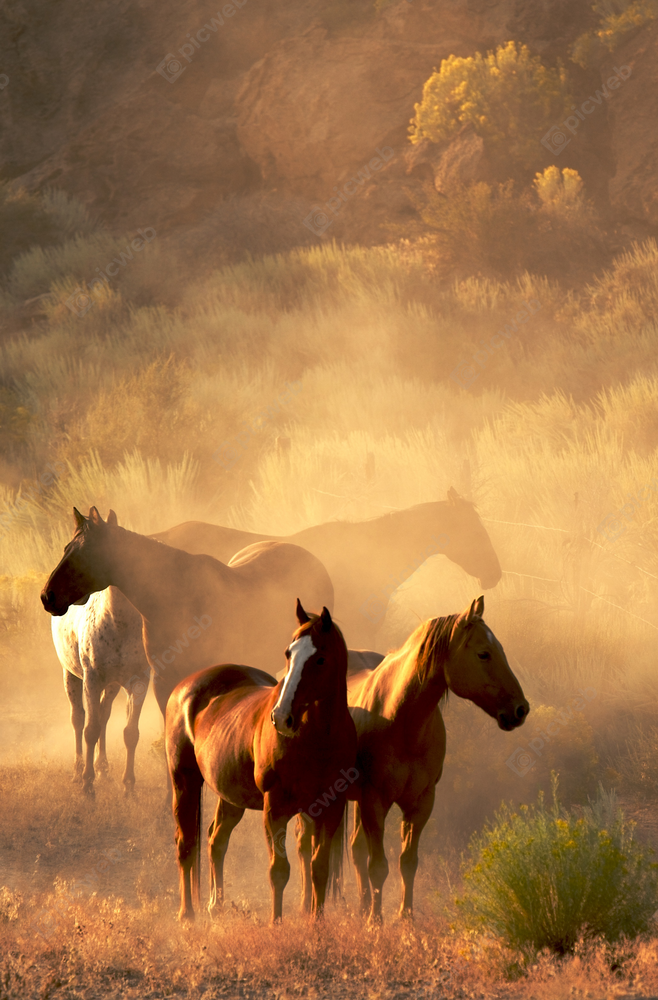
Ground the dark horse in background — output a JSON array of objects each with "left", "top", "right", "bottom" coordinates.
[
  {"left": 41, "top": 508, "right": 334, "bottom": 791},
  {"left": 166, "top": 601, "right": 356, "bottom": 923},
  {"left": 152, "top": 487, "right": 502, "bottom": 648}
]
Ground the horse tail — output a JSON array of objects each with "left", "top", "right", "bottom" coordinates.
[
  {"left": 191, "top": 776, "right": 203, "bottom": 910},
  {"left": 329, "top": 801, "right": 350, "bottom": 901}
]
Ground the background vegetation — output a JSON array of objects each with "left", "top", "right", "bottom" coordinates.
[{"left": 3, "top": 8, "right": 658, "bottom": 988}]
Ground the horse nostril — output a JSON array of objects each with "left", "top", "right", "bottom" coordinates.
[
  {"left": 516, "top": 703, "right": 528, "bottom": 720},
  {"left": 286, "top": 715, "right": 294, "bottom": 730}
]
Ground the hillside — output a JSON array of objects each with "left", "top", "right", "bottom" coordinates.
[{"left": 0, "top": 0, "right": 656, "bottom": 258}]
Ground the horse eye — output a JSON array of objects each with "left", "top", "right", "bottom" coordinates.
[
  {"left": 285, "top": 648, "right": 291, "bottom": 659},
  {"left": 316, "top": 657, "right": 325, "bottom": 665},
  {"left": 477, "top": 652, "right": 491, "bottom": 661}
]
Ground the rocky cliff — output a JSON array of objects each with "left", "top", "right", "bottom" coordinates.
[{"left": 0, "top": 0, "right": 655, "bottom": 256}]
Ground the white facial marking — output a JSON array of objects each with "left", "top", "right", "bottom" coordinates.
[
  {"left": 484, "top": 626, "right": 494, "bottom": 643},
  {"left": 273, "top": 634, "right": 316, "bottom": 722}
]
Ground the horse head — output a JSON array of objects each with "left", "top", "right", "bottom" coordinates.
[
  {"left": 270, "top": 599, "right": 347, "bottom": 737},
  {"left": 41, "top": 506, "right": 119, "bottom": 616},
  {"left": 442, "top": 488, "right": 502, "bottom": 590},
  {"left": 444, "top": 595, "right": 529, "bottom": 731}
]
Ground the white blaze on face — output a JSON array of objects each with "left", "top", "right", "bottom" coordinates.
[{"left": 272, "top": 634, "right": 316, "bottom": 730}]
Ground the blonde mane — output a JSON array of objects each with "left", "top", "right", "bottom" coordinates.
[{"left": 389, "top": 613, "right": 461, "bottom": 687}]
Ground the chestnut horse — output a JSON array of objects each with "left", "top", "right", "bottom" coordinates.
[
  {"left": 166, "top": 601, "right": 357, "bottom": 922},
  {"left": 297, "top": 596, "right": 529, "bottom": 921},
  {"left": 41, "top": 509, "right": 334, "bottom": 789},
  {"left": 152, "top": 488, "right": 502, "bottom": 648}
]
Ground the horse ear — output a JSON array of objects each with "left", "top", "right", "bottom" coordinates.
[
  {"left": 320, "top": 607, "right": 333, "bottom": 632},
  {"left": 72, "top": 507, "right": 86, "bottom": 530},
  {"left": 463, "top": 596, "right": 484, "bottom": 623},
  {"left": 88, "top": 506, "right": 104, "bottom": 527},
  {"left": 296, "top": 598, "right": 310, "bottom": 625},
  {"left": 107, "top": 509, "right": 118, "bottom": 527}
]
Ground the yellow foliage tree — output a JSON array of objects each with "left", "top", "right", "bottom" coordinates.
[{"left": 410, "top": 41, "right": 572, "bottom": 172}]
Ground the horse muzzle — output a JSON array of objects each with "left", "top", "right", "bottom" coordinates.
[
  {"left": 270, "top": 707, "right": 296, "bottom": 737},
  {"left": 496, "top": 700, "right": 530, "bottom": 731},
  {"left": 40, "top": 589, "right": 69, "bottom": 616}
]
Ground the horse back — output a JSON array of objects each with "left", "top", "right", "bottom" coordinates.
[
  {"left": 228, "top": 541, "right": 334, "bottom": 614},
  {"left": 150, "top": 521, "right": 271, "bottom": 562},
  {"left": 166, "top": 663, "right": 278, "bottom": 809}
]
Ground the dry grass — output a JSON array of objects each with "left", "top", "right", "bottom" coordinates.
[{"left": 3, "top": 761, "right": 658, "bottom": 999}]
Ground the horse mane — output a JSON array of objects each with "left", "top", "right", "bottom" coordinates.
[{"left": 388, "top": 613, "right": 461, "bottom": 697}]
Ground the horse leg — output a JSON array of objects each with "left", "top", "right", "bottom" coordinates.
[
  {"left": 96, "top": 682, "right": 120, "bottom": 777},
  {"left": 399, "top": 788, "right": 435, "bottom": 918},
  {"left": 64, "top": 669, "right": 84, "bottom": 782},
  {"left": 361, "top": 792, "right": 389, "bottom": 924},
  {"left": 82, "top": 675, "right": 103, "bottom": 796},
  {"left": 310, "top": 803, "right": 344, "bottom": 918},
  {"left": 295, "top": 814, "right": 313, "bottom": 915},
  {"left": 172, "top": 764, "right": 204, "bottom": 922},
  {"left": 264, "top": 796, "right": 291, "bottom": 923},
  {"left": 350, "top": 803, "right": 371, "bottom": 916},
  {"left": 122, "top": 682, "right": 147, "bottom": 795},
  {"left": 207, "top": 798, "right": 245, "bottom": 918}
]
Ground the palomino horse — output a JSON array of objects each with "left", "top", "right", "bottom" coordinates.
[
  {"left": 41, "top": 507, "right": 334, "bottom": 732},
  {"left": 297, "top": 596, "right": 529, "bottom": 921},
  {"left": 52, "top": 588, "right": 150, "bottom": 795},
  {"left": 152, "top": 488, "right": 502, "bottom": 647},
  {"left": 166, "top": 601, "right": 357, "bottom": 922}
]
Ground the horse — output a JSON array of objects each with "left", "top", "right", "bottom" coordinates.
[
  {"left": 41, "top": 508, "right": 335, "bottom": 786},
  {"left": 296, "top": 596, "right": 529, "bottom": 922},
  {"left": 165, "top": 600, "right": 357, "bottom": 923},
  {"left": 151, "top": 488, "right": 502, "bottom": 648},
  {"left": 52, "top": 587, "right": 150, "bottom": 795}
]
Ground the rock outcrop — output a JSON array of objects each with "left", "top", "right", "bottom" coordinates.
[{"left": 0, "top": 0, "right": 655, "bottom": 251}]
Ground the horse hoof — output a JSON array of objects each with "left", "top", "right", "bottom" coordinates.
[{"left": 82, "top": 784, "right": 95, "bottom": 799}]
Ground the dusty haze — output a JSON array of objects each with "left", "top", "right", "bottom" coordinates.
[{"left": 1, "top": 1, "right": 658, "bottom": 997}]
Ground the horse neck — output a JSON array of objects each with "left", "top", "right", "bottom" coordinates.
[
  {"left": 102, "top": 528, "right": 217, "bottom": 622},
  {"left": 378, "top": 621, "right": 451, "bottom": 725},
  {"left": 303, "top": 650, "right": 348, "bottom": 736},
  {"left": 369, "top": 503, "right": 450, "bottom": 576}
]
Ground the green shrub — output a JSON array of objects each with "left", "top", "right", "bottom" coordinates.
[
  {"left": 413, "top": 171, "right": 607, "bottom": 281},
  {"left": 410, "top": 41, "right": 572, "bottom": 173},
  {"left": 457, "top": 776, "right": 658, "bottom": 955},
  {"left": 3, "top": 232, "right": 125, "bottom": 302},
  {"left": 572, "top": 0, "right": 658, "bottom": 68},
  {"left": 0, "top": 185, "right": 97, "bottom": 278}
]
